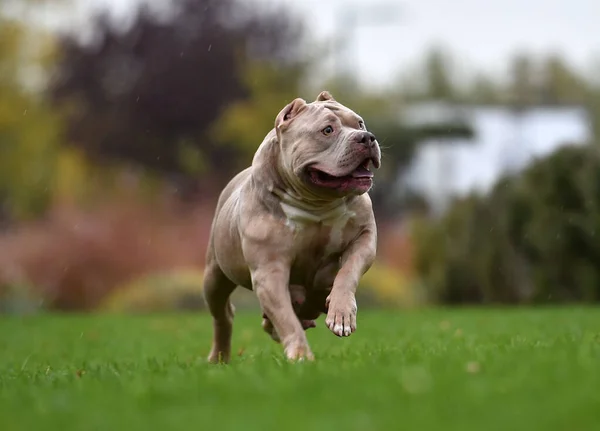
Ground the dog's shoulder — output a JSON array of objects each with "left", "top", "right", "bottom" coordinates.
[
  {"left": 346, "top": 193, "right": 376, "bottom": 224},
  {"left": 213, "top": 167, "right": 252, "bottom": 213}
]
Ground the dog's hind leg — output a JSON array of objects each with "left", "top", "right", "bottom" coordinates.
[{"left": 203, "top": 263, "right": 237, "bottom": 364}]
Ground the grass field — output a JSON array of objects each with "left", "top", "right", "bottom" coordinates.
[{"left": 1, "top": 308, "right": 599, "bottom": 431}]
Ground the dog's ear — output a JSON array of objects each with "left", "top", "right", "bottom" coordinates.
[
  {"left": 315, "top": 91, "right": 335, "bottom": 102},
  {"left": 275, "top": 98, "right": 307, "bottom": 130}
]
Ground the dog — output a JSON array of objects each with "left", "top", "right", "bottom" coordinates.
[{"left": 203, "top": 91, "right": 381, "bottom": 363}]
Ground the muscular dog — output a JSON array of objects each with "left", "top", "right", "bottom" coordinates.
[{"left": 203, "top": 91, "right": 381, "bottom": 363}]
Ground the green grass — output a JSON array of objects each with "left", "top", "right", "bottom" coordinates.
[{"left": 1, "top": 308, "right": 599, "bottom": 431}]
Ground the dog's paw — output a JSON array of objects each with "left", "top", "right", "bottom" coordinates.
[
  {"left": 284, "top": 343, "right": 315, "bottom": 362},
  {"left": 325, "top": 293, "right": 357, "bottom": 337}
]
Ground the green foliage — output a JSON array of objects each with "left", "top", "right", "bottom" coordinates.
[
  {"left": 403, "top": 46, "right": 598, "bottom": 114},
  {"left": 0, "top": 15, "right": 64, "bottom": 220},
  {"left": 412, "top": 144, "right": 600, "bottom": 304},
  {"left": 465, "top": 74, "right": 501, "bottom": 104},
  {"left": 540, "top": 54, "right": 588, "bottom": 105},
  {"left": 584, "top": 87, "right": 600, "bottom": 138},
  {"left": 0, "top": 11, "right": 161, "bottom": 219},
  {"left": 423, "top": 46, "right": 456, "bottom": 101},
  {"left": 507, "top": 53, "right": 536, "bottom": 107},
  {"left": 210, "top": 61, "right": 308, "bottom": 168}
]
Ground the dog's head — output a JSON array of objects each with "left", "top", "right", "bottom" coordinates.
[{"left": 273, "top": 91, "right": 381, "bottom": 199}]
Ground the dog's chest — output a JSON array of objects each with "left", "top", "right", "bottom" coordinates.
[
  {"left": 279, "top": 199, "right": 354, "bottom": 251},
  {"left": 293, "top": 217, "right": 350, "bottom": 256},
  {"left": 281, "top": 203, "right": 355, "bottom": 286}
]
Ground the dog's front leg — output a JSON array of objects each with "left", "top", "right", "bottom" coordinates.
[
  {"left": 326, "top": 227, "right": 377, "bottom": 337},
  {"left": 252, "top": 263, "right": 314, "bottom": 361}
]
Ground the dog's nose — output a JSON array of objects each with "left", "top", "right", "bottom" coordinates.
[{"left": 359, "top": 131, "right": 377, "bottom": 147}]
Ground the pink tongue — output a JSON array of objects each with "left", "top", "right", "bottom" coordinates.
[{"left": 351, "top": 166, "right": 373, "bottom": 178}]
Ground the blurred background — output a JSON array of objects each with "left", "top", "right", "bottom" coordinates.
[{"left": 1, "top": 0, "right": 599, "bottom": 314}]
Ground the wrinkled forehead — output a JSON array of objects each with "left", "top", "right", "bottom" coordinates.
[{"left": 305, "top": 101, "right": 364, "bottom": 125}]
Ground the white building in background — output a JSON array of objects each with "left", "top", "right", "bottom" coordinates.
[{"left": 399, "top": 102, "right": 593, "bottom": 215}]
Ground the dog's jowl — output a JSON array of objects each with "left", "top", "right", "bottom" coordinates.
[{"left": 203, "top": 91, "right": 381, "bottom": 363}]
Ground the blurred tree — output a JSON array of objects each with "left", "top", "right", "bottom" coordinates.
[
  {"left": 412, "top": 144, "right": 600, "bottom": 304},
  {"left": 210, "top": 61, "right": 310, "bottom": 171},
  {"left": 50, "top": 0, "right": 305, "bottom": 195},
  {"left": 507, "top": 53, "right": 537, "bottom": 107},
  {"left": 423, "top": 46, "right": 456, "bottom": 101},
  {"left": 583, "top": 57, "right": 600, "bottom": 138},
  {"left": 0, "top": 5, "right": 64, "bottom": 221},
  {"left": 587, "top": 88, "right": 600, "bottom": 139},
  {"left": 539, "top": 54, "right": 587, "bottom": 105},
  {"left": 394, "top": 46, "right": 459, "bottom": 102},
  {"left": 467, "top": 74, "right": 501, "bottom": 105}
]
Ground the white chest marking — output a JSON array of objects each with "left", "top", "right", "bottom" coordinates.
[{"left": 275, "top": 189, "right": 355, "bottom": 255}]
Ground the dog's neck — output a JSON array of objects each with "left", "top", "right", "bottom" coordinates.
[
  {"left": 272, "top": 187, "right": 350, "bottom": 225},
  {"left": 252, "top": 129, "right": 353, "bottom": 225}
]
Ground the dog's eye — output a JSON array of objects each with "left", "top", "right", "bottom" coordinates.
[
  {"left": 358, "top": 121, "right": 365, "bottom": 129},
  {"left": 322, "top": 126, "right": 334, "bottom": 136}
]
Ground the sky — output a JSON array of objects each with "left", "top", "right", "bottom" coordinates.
[
  {"left": 259, "top": 0, "right": 600, "bottom": 88},
  {"left": 64, "top": 0, "right": 600, "bottom": 88}
]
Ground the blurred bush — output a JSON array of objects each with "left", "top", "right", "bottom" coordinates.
[
  {"left": 98, "top": 262, "right": 417, "bottom": 314},
  {"left": 99, "top": 270, "right": 206, "bottom": 313},
  {"left": 411, "top": 143, "right": 600, "bottom": 304},
  {"left": 357, "top": 263, "right": 422, "bottom": 309},
  {"left": 0, "top": 196, "right": 212, "bottom": 311},
  {"left": 0, "top": 281, "right": 44, "bottom": 315},
  {"left": 100, "top": 271, "right": 264, "bottom": 313},
  {"left": 1, "top": 193, "right": 423, "bottom": 313}
]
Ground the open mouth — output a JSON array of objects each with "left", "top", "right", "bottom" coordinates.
[{"left": 306, "top": 158, "right": 374, "bottom": 191}]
